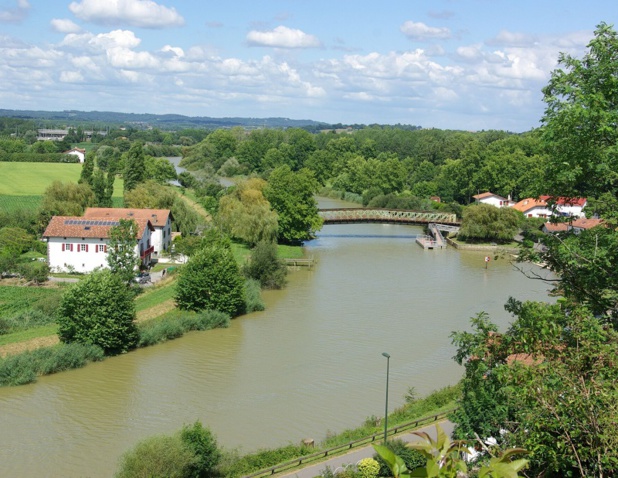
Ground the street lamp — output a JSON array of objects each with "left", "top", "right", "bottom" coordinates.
[{"left": 382, "top": 352, "right": 390, "bottom": 444}]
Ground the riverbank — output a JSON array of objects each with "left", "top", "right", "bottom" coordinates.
[{"left": 445, "top": 236, "right": 519, "bottom": 253}]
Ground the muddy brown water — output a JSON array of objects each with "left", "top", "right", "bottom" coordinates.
[{"left": 0, "top": 197, "right": 555, "bottom": 477}]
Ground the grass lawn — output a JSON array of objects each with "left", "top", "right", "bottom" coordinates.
[
  {"left": 0, "top": 325, "right": 58, "bottom": 347},
  {"left": 0, "top": 195, "right": 43, "bottom": 212},
  {"left": 134, "top": 278, "right": 177, "bottom": 312},
  {"left": 0, "top": 162, "right": 124, "bottom": 197}
]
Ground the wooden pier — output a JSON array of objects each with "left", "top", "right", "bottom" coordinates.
[{"left": 283, "top": 257, "right": 316, "bottom": 269}]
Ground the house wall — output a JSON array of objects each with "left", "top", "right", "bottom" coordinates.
[
  {"left": 47, "top": 228, "right": 152, "bottom": 273},
  {"left": 556, "top": 204, "right": 585, "bottom": 217},
  {"left": 151, "top": 217, "right": 173, "bottom": 258},
  {"left": 479, "top": 196, "right": 509, "bottom": 208},
  {"left": 523, "top": 206, "right": 553, "bottom": 218}
]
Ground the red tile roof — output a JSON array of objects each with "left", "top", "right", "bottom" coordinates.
[
  {"left": 512, "top": 197, "right": 548, "bottom": 213},
  {"left": 43, "top": 216, "right": 153, "bottom": 239},
  {"left": 83, "top": 208, "right": 172, "bottom": 228},
  {"left": 572, "top": 217, "right": 603, "bottom": 229},
  {"left": 473, "top": 192, "right": 507, "bottom": 200},
  {"left": 539, "top": 196, "right": 587, "bottom": 207}
]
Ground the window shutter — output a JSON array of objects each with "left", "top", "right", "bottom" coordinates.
[
  {"left": 76, "top": 244, "right": 80, "bottom": 253},
  {"left": 70, "top": 244, "right": 74, "bottom": 252},
  {"left": 62, "top": 243, "right": 65, "bottom": 251},
  {"left": 104, "top": 245, "right": 107, "bottom": 253},
  {"left": 86, "top": 245, "right": 89, "bottom": 253}
]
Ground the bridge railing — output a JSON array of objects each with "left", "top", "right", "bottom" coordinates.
[
  {"left": 241, "top": 409, "right": 457, "bottom": 478},
  {"left": 319, "top": 208, "right": 458, "bottom": 225}
]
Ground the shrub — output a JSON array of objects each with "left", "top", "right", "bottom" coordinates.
[
  {"left": 175, "top": 244, "right": 246, "bottom": 317},
  {"left": 57, "top": 269, "right": 139, "bottom": 355},
  {"left": 180, "top": 421, "right": 221, "bottom": 478},
  {"left": 219, "top": 444, "right": 312, "bottom": 478},
  {"left": 244, "top": 279, "right": 265, "bottom": 313},
  {"left": 242, "top": 241, "right": 287, "bottom": 290},
  {"left": 357, "top": 457, "right": 380, "bottom": 478},
  {"left": 373, "top": 439, "right": 425, "bottom": 476},
  {"left": 138, "top": 319, "right": 185, "bottom": 347},
  {"left": 0, "top": 343, "right": 104, "bottom": 386},
  {"left": 115, "top": 434, "right": 197, "bottom": 478}
]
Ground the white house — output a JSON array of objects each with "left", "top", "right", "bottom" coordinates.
[
  {"left": 43, "top": 216, "right": 155, "bottom": 273},
  {"left": 63, "top": 147, "right": 86, "bottom": 163},
  {"left": 472, "top": 192, "right": 514, "bottom": 208},
  {"left": 83, "top": 208, "right": 173, "bottom": 258},
  {"left": 512, "top": 198, "right": 553, "bottom": 218},
  {"left": 539, "top": 196, "right": 587, "bottom": 217}
]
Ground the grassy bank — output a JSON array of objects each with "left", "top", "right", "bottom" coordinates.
[{"left": 220, "top": 384, "right": 460, "bottom": 478}]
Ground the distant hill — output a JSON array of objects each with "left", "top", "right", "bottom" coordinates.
[{"left": 0, "top": 109, "right": 330, "bottom": 130}]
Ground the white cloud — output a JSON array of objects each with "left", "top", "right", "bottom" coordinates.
[
  {"left": 400, "top": 21, "right": 451, "bottom": 41},
  {"left": 60, "top": 71, "right": 84, "bottom": 83},
  {"left": 0, "top": 0, "right": 30, "bottom": 23},
  {"left": 161, "top": 45, "right": 184, "bottom": 57},
  {"left": 487, "top": 30, "right": 537, "bottom": 47},
  {"left": 51, "top": 18, "right": 82, "bottom": 34},
  {"left": 68, "top": 0, "right": 184, "bottom": 29},
  {"left": 247, "top": 26, "right": 321, "bottom": 48}
]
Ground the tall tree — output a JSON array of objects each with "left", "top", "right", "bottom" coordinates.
[
  {"left": 78, "top": 151, "right": 95, "bottom": 186},
  {"left": 264, "top": 165, "right": 322, "bottom": 243},
  {"left": 541, "top": 22, "right": 618, "bottom": 202},
  {"left": 124, "top": 142, "right": 146, "bottom": 192},
  {"left": 107, "top": 219, "right": 140, "bottom": 285}
]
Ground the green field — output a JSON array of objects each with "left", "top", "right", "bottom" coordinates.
[{"left": 0, "top": 162, "right": 124, "bottom": 211}]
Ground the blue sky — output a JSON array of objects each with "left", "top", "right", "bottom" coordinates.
[{"left": 0, "top": 0, "right": 615, "bottom": 131}]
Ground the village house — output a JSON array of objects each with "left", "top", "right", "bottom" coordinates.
[
  {"left": 63, "top": 147, "right": 86, "bottom": 163},
  {"left": 542, "top": 217, "right": 603, "bottom": 234},
  {"left": 83, "top": 208, "right": 173, "bottom": 258},
  {"left": 42, "top": 216, "right": 154, "bottom": 274},
  {"left": 513, "top": 196, "right": 587, "bottom": 219},
  {"left": 512, "top": 197, "right": 553, "bottom": 218},
  {"left": 472, "top": 192, "right": 514, "bottom": 208},
  {"left": 539, "top": 196, "right": 587, "bottom": 217}
]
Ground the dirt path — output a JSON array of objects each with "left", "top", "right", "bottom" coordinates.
[{"left": 0, "top": 300, "right": 178, "bottom": 358}]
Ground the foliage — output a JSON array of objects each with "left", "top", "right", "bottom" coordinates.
[
  {"left": 540, "top": 22, "right": 618, "bottom": 202},
  {"left": 0, "top": 343, "right": 104, "bottom": 387},
  {"left": 174, "top": 244, "right": 246, "bottom": 317},
  {"left": 217, "top": 178, "right": 278, "bottom": 246},
  {"left": 115, "top": 434, "right": 198, "bottom": 478},
  {"left": 180, "top": 421, "right": 221, "bottom": 478},
  {"left": 39, "top": 180, "right": 95, "bottom": 224},
  {"left": 374, "top": 439, "right": 425, "bottom": 477},
  {"left": 242, "top": 241, "right": 288, "bottom": 289},
  {"left": 137, "top": 310, "right": 230, "bottom": 348},
  {"left": 18, "top": 260, "right": 50, "bottom": 284},
  {"left": 79, "top": 151, "right": 95, "bottom": 186},
  {"left": 219, "top": 444, "right": 313, "bottom": 478},
  {"left": 358, "top": 458, "right": 381, "bottom": 478},
  {"left": 243, "top": 278, "right": 265, "bottom": 313},
  {"left": 458, "top": 204, "right": 522, "bottom": 244},
  {"left": 374, "top": 425, "right": 527, "bottom": 478},
  {"left": 107, "top": 218, "right": 141, "bottom": 285},
  {"left": 452, "top": 301, "right": 618, "bottom": 476},
  {"left": 57, "top": 269, "right": 138, "bottom": 355},
  {"left": 124, "top": 141, "right": 146, "bottom": 192},
  {"left": 264, "top": 165, "right": 322, "bottom": 243},
  {"left": 145, "top": 155, "right": 177, "bottom": 184}
]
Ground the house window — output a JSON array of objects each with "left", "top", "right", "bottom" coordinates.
[
  {"left": 62, "top": 243, "right": 73, "bottom": 251},
  {"left": 80, "top": 244, "right": 88, "bottom": 252}
]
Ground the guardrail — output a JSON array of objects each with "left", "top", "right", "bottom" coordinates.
[{"left": 242, "top": 409, "right": 457, "bottom": 478}]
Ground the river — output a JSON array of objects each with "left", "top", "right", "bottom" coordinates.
[{"left": 0, "top": 197, "right": 554, "bottom": 477}]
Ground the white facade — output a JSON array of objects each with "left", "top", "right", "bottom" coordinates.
[
  {"left": 473, "top": 192, "right": 513, "bottom": 208},
  {"left": 151, "top": 216, "right": 173, "bottom": 257},
  {"left": 64, "top": 148, "right": 86, "bottom": 163},
  {"left": 44, "top": 217, "right": 154, "bottom": 273}
]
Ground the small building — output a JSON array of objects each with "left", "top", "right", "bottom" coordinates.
[
  {"left": 63, "top": 147, "right": 86, "bottom": 163},
  {"left": 43, "top": 216, "right": 154, "bottom": 273},
  {"left": 472, "top": 192, "right": 514, "bottom": 208},
  {"left": 512, "top": 198, "right": 552, "bottom": 218},
  {"left": 539, "top": 196, "right": 587, "bottom": 218},
  {"left": 83, "top": 208, "right": 173, "bottom": 258},
  {"left": 542, "top": 217, "right": 603, "bottom": 234}
]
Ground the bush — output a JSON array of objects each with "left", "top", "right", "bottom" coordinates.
[
  {"left": 219, "top": 444, "right": 312, "bottom": 478},
  {"left": 57, "top": 269, "right": 139, "bottom": 355},
  {"left": 373, "top": 439, "right": 425, "bottom": 476},
  {"left": 242, "top": 241, "right": 287, "bottom": 290},
  {"left": 180, "top": 421, "right": 221, "bottom": 478},
  {"left": 358, "top": 457, "right": 380, "bottom": 478},
  {"left": 244, "top": 279, "right": 265, "bottom": 313},
  {"left": 175, "top": 244, "right": 246, "bottom": 317},
  {"left": 0, "top": 343, "right": 104, "bottom": 386},
  {"left": 115, "top": 434, "right": 198, "bottom": 478},
  {"left": 137, "top": 310, "right": 230, "bottom": 348}
]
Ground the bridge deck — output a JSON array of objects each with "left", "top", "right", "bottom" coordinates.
[{"left": 319, "top": 208, "right": 460, "bottom": 226}]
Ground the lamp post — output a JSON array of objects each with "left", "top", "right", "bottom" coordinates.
[{"left": 382, "top": 352, "right": 390, "bottom": 444}]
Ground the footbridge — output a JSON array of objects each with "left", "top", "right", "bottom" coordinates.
[
  {"left": 318, "top": 208, "right": 460, "bottom": 227},
  {"left": 318, "top": 208, "right": 460, "bottom": 249}
]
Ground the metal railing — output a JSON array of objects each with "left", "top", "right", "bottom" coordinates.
[
  {"left": 242, "top": 409, "right": 457, "bottom": 478},
  {"left": 319, "top": 208, "right": 459, "bottom": 226}
]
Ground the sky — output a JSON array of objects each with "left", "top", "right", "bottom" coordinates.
[{"left": 0, "top": 1, "right": 615, "bottom": 132}]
